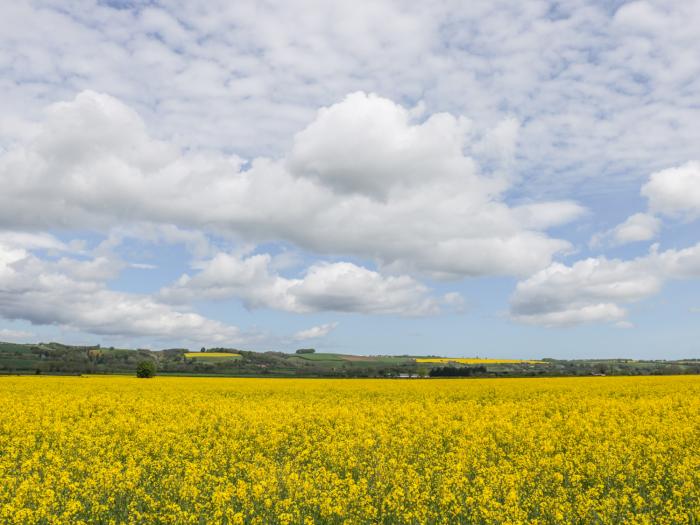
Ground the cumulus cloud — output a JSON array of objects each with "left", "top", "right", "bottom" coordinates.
[
  {"left": 0, "top": 242, "right": 242, "bottom": 344},
  {"left": 590, "top": 213, "right": 661, "bottom": 247},
  {"left": 287, "top": 92, "right": 479, "bottom": 198},
  {"left": 642, "top": 161, "right": 700, "bottom": 218},
  {"left": 160, "top": 253, "right": 444, "bottom": 316},
  {"left": 1, "top": 1, "right": 699, "bottom": 195},
  {"left": 1, "top": 0, "right": 699, "bottom": 344},
  {"left": 510, "top": 242, "right": 700, "bottom": 326},
  {"left": 0, "top": 90, "right": 581, "bottom": 279},
  {"left": 290, "top": 263, "right": 445, "bottom": 315},
  {"left": 293, "top": 322, "right": 338, "bottom": 341},
  {"left": 590, "top": 161, "right": 700, "bottom": 249}
]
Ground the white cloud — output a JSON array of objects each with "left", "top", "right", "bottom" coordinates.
[
  {"left": 1, "top": 1, "right": 699, "bottom": 197},
  {"left": 293, "top": 322, "right": 338, "bottom": 341},
  {"left": 609, "top": 213, "right": 661, "bottom": 244},
  {"left": 160, "top": 253, "right": 443, "bottom": 316},
  {"left": 0, "top": 231, "right": 69, "bottom": 253},
  {"left": 287, "top": 92, "right": 478, "bottom": 198},
  {"left": 130, "top": 263, "right": 157, "bottom": 270},
  {"left": 0, "top": 242, "right": 242, "bottom": 344},
  {"left": 291, "top": 262, "right": 441, "bottom": 315},
  {"left": 589, "top": 160, "right": 700, "bottom": 251},
  {"left": 441, "top": 292, "right": 466, "bottom": 313},
  {"left": 1, "top": 2, "right": 699, "bottom": 344},
  {"left": 515, "top": 303, "right": 628, "bottom": 328},
  {"left": 0, "top": 90, "right": 581, "bottom": 279},
  {"left": 590, "top": 212, "right": 661, "bottom": 247},
  {"left": 642, "top": 161, "right": 700, "bottom": 218},
  {"left": 510, "top": 242, "right": 700, "bottom": 326}
]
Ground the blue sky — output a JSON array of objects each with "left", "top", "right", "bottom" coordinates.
[{"left": 0, "top": 0, "right": 699, "bottom": 358}]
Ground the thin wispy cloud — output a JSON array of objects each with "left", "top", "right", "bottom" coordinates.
[{"left": 294, "top": 322, "right": 339, "bottom": 341}]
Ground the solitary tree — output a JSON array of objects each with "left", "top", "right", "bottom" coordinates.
[{"left": 136, "top": 360, "right": 156, "bottom": 378}]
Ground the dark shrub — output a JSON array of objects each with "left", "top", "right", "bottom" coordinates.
[{"left": 136, "top": 360, "right": 156, "bottom": 378}]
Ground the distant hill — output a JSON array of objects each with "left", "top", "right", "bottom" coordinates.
[{"left": 0, "top": 341, "right": 698, "bottom": 378}]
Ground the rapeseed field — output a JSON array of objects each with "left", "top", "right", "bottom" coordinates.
[{"left": 0, "top": 375, "right": 698, "bottom": 524}]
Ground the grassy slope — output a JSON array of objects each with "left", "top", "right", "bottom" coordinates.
[
  {"left": 294, "top": 353, "right": 346, "bottom": 362},
  {"left": 295, "top": 353, "right": 412, "bottom": 364}
]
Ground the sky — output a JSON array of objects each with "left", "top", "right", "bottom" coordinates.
[{"left": 0, "top": 0, "right": 699, "bottom": 359}]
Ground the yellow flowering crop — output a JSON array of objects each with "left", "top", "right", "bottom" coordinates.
[{"left": 0, "top": 375, "right": 698, "bottom": 524}]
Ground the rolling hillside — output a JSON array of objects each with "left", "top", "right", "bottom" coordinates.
[{"left": 0, "top": 341, "right": 698, "bottom": 378}]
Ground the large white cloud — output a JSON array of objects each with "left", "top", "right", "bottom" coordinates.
[
  {"left": 510, "top": 242, "right": 700, "bottom": 326},
  {"left": 290, "top": 262, "right": 442, "bottom": 315},
  {"left": 287, "top": 92, "right": 484, "bottom": 198},
  {"left": 0, "top": 240, "right": 242, "bottom": 344},
  {"left": 159, "top": 253, "right": 447, "bottom": 316},
  {"left": 0, "top": 90, "right": 581, "bottom": 279}
]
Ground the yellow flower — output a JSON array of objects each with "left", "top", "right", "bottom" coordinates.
[{"left": 0, "top": 375, "right": 697, "bottom": 524}]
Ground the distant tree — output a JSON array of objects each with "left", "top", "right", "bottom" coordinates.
[
  {"left": 296, "top": 348, "right": 316, "bottom": 354},
  {"left": 429, "top": 366, "right": 486, "bottom": 377},
  {"left": 205, "top": 347, "right": 241, "bottom": 354},
  {"left": 136, "top": 360, "right": 156, "bottom": 378},
  {"left": 594, "top": 363, "right": 608, "bottom": 375},
  {"left": 201, "top": 347, "right": 206, "bottom": 352}
]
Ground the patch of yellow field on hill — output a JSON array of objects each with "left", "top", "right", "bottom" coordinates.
[
  {"left": 415, "top": 357, "right": 544, "bottom": 364},
  {"left": 1, "top": 375, "right": 698, "bottom": 524}
]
